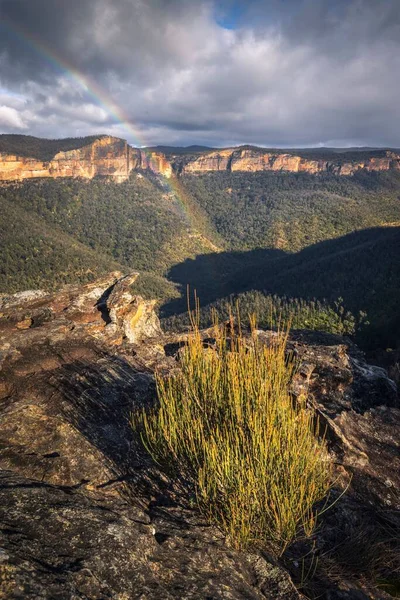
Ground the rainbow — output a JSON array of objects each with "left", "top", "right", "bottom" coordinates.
[
  {"left": 1, "top": 19, "right": 148, "bottom": 145},
  {"left": 0, "top": 17, "right": 192, "bottom": 212}
]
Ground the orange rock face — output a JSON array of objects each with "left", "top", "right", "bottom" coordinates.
[
  {"left": 182, "top": 148, "right": 400, "bottom": 176},
  {"left": 183, "top": 149, "right": 233, "bottom": 172},
  {"left": 1, "top": 136, "right": 399, "bottom": 183},
  {"left": 0, "top": 136, "right": 136, "bottom": 183},
  {"left": 138, "top": 150, "right": 173, "bottom": 177},
  {"left": 0, "top": 136, "right": 175, "bottom": 183}
]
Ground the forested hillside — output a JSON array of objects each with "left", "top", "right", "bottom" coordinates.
[
  {"left": 0, "top": 174, "right": 217, "bottom": 296},
  {"left": 181, "top": 170, "right": 400, "bottom": 251},
  {"left": 237, "top": 226, "right": 400, "bottom": 349},
  {"left": 0, "top": 195, "right": 122, "bottom": 292},
  {"left": 163, "top": 227, "right": 400, "bottom": 350},
  {"left": 0, "top": 134, "right": 105, "bottom": 161}
]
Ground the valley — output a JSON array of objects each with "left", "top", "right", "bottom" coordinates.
[
  {"left": 1, "top": 134, "right": 400, "bottom": 353},
  {"left": 2, "top": 3, "right": 399, "bottom": 598}
]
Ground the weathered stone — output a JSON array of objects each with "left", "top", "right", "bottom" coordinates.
[
  {"left": 0, "top": 468, "right": 306, "bottom": 599},
  {"left": 139, "top": 150, "right": 173, "bottom": 178},
  {"left": 0, "top": 271, "right": 162, "bottom": 350},
  {"left": 103, "top": 273, "right": 162, "bottom": 343},
  {"left": 0, "top": 278, "right": 398, "bottom": 598},
  {"left": 2, "top": 138, "right": 399, "bottom": 185},
  {"left": 0, "top": 136, "right": 174, "bottom": 183},
  {"left": 182, "top": 147, "right": 400, "bottom": 176},
  {"left": 183, "top": 149, "right": 234, "bottom": 172}
]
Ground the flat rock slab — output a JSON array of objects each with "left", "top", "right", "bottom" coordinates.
[{"left": 0, "top": 470, "right": 302, "bottom": 599}]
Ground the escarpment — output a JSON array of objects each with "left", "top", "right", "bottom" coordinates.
[
  {"left": 0, "top": 136, "right": 131, "bottom": 183},
  {"left": 181, "top": 147, "right": 400, "bottom": 175},
  {"left": 1, "top": 135, "right": 400, "bottom": 184},
  {"left": 0, "top": 135, "right": 173, "bottom": 183}
]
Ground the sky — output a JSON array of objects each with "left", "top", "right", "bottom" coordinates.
[{"left": 0, "top": 0, "right": 399, "bottom": 148}]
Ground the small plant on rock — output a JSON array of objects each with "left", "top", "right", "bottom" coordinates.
[{"left": 133, "top": 311, "right": 332, "bottom": 554}]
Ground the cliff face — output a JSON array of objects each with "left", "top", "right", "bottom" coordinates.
[
  {"left": 182, "top": 148, "right": 400, "bottom": 175},
  {"left": 0, "top": 136, "right": 133, "bottom": 183},
  {"left": 0, "top": 136, "right": 173, "bottom": 183},
  {"left": 182, "top": 149, "right": 233, "bottom": 172},
  {"left": 1, "top": 135, "right": 400, "bottom": 183},
  {"left": 138, "top": 149, "right": 173, "bottom": 178}
]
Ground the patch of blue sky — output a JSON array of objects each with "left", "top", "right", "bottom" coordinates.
[{"left": 214, "top": 0, "right": 244, "bottom": 29}]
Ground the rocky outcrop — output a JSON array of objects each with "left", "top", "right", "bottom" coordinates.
[
  {"left": 1, "top": 135, "right": 400, "bottom": 184},
  {"left": 0, "top": 136, "right": 173, "bottom": 183},
  {"left": 139, "top": 150, "right": 173, "bottom": 178},
  {"left": 286, "top": 330, "right": 399, "bottom": 508},
  {"left": 0, "top": 275, "right": 303, "bottom": 599},
  {"left": 0, "top": 277, "right": 398, "bottom": 598},
  {"left": 0, "top": 271, "right": 162, "bottom": 350},
  {"left": 1, "top": 469, "right": 307, "bottom": 600},
  {"left": 0, "top": 136, "right": 133, "bottom": 183},
  {"left": 182, "top": 148, "right": 400, "bottom": 176}
]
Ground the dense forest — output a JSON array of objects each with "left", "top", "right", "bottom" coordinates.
[
  {"left": 181, "top": 170, "right": 400, "bottom": 251},
  {"left": 0, "top": 134, "right": 106, "bottom": 161},
  {"left": 163, "top": 292, "right": 360, "bottom": 338},
  {"left": 0, "top": 176, "right": 216, "bottom": 289},
  {"left": 0, "top": 173, "right": 221, "bottom": 297},
  {"left": 164, "top": 171, "right": 400, "bottom": 350},
  {"left": 0, "top": 195, "right": 121, "bottom": 291},
  {"left": 237, "top": 226, "right": 400, "bottom": 349},
  {"left": 162, "top": 226, "right": 400, "bottom": 350}
]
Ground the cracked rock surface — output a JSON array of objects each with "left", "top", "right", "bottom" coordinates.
[{"left": 0, "top": 275, "right": 398, "bottom": 599}]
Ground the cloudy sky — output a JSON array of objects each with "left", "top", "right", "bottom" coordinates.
[{"left": 0, "top": 0, "right": 399, "bottom": 147}]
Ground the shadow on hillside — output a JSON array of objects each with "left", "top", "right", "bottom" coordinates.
[
  {"left": 161, "top": 226, "right": 400, "bottom": 349},
  {"left": 161, "top": 247, "right": 286, "bottom": 316}
]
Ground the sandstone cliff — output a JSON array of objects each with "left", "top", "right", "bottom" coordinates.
[
  {"left": 0, "top": 136, "right": 130, "bottom": 183},
  {"left": 182, "top": 147, "right": 400, "bottom": 176},
  {"left": 139, "top": 149, "right": 173, "bottom": 178},
  {"left": 0, "top": 136, "right": 173, "bottom": 183},
  {"left": 1, "top": 135, "right": 400, "bottom": 183}
]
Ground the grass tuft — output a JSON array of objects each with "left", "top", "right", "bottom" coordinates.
[{"left": 133, "top": 311, "right": 332, "bottom": 553}]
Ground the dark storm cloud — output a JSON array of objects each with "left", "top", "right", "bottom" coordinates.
[
  {"left": 0, "top": 0, "right": 96, "bottom": 83},
  {"left": 0, "top": 0, "right": 399, "bottom": 147}
]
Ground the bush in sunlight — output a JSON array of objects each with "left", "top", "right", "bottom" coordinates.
[{"left": 133, "top": 311, "right": 332, "bottom": 554}]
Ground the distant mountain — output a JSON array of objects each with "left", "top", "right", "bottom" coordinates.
[{"left": 144, "top": 145, "right": 215, "bottom": 155}]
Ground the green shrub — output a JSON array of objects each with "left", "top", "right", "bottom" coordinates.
[
  {"left": 134, "top": 314, "right": 332, "bottom": 553},
  {"left": 162, "top": 291, "right": 360, "bottom": 336}
]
